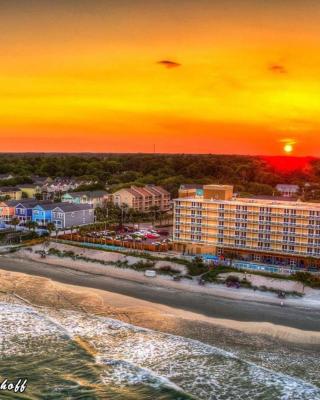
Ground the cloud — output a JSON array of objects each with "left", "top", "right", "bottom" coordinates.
[
  {"left": 157, "top": 60, "right": 181, "bottom": 68},
  {"left": 268, "top": 64, "right": 287, "bottom": 74}
]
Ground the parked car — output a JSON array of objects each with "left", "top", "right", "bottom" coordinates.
[
  {"left": 144, "top": 270, "right": 156, "bottom": 278},
  {"left": 146, "top": 233, "right": 160, "bottom": 239}
]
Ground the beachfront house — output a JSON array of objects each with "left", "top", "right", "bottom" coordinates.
[
  {"left": 51, "top": 203, "right": 94, "bottom": 229},
  {"left": 61, "top": 190, "right": 110, "bottom": 208},
  {"left": 32, "top": 203, "right": 62, "bottom": 227},
  {"left": 0, "top": 200, "right": 20, "bottom": 222},
  {"left": 0, "top": 186, "right": 22, "bottom": 201},
  {"left": 18, "top": 184, "right": 41, "bottom": 199},
  {"left": 15, "top": 200, "right": 51, "bottom": 223}
]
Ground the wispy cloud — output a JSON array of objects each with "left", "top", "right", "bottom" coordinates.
[
  {"left": 268, "top": 64, "right": 287, "bottom": 74},
  {"left": 157, "top": 60, "right": 181, "bottom": 68}
]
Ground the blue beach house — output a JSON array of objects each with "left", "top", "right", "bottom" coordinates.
[
  {"left": 32, "top": 203, "right": 64, "bottom": 226},
  {"left": 15, "top": 200, "right": 41, "bottom": 223}
]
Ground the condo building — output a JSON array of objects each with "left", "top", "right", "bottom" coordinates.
[
  {"left": 113, "top": 185, "right": 171, "bottom": 212},
  {"left": 173, "top": 184, "right": 320, "bottom": 268}
]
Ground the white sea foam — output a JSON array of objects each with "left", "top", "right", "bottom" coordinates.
[{"left": 1, "top": 301, "right": 320, "bottom": 400}]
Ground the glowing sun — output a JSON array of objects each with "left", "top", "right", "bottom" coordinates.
[{"left": 284, "top": 143, "right": 293, "bottom": 154}]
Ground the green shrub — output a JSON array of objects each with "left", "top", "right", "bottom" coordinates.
[{"left": 225, "top": 275, "right": 240, "bottom": 283}]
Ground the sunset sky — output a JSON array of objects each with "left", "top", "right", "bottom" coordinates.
[{"left": 1, "top": 0, "right": 320, "bottom": 154}]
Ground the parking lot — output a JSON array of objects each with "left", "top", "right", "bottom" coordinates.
[{"left": 85, "top": 225, "right": 172, "bottom": 246}]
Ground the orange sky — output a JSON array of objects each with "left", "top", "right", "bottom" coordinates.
[{"left": 1, "top": 0, "right": 320, "bottom": 154}]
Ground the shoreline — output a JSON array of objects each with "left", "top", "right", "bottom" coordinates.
[
  {"left": 0, "top": 255, "right": 320, "bottom": 334},
  {"left": 10, "top": 243, "right": 320, "bottom": 309},
  {"left": 0, "top": 268, "right": 320, "bottom": 346}
]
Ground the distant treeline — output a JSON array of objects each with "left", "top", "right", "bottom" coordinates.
[{"left": 1, "top": 153, "right": 320, "bottom": 199}]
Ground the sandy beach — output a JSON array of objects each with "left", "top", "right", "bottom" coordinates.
[
  {"left": 1, "top": 256, "right": 320, "bottom": 343},
  {"left": 9, "top": 242, "right": 320, "bottom": 309}
]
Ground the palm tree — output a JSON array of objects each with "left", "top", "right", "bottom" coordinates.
[
  {"left": 46, "top": 222, "right": 55, "bottom": 237},
  {"left": 26, "top": 220, "right": 38, "bottom": 231},
  {"left": 11, "top": 217, "right": 20, "bottom": 231},
  {"left": 150, "top": 205, "right": 160, "bottom": 227}
]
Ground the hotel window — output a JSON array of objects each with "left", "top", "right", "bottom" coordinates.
[
  {"left": 309, "top": 220, "right": 315, "bottom": 225},
  {"left": 218, "top": 229, "right": 224, "bottom": 235},
  {"left": 236, "top": 205, "right": 241, "bottom": 211},
  {"left": 176, "top": 209, "right": 180, "bottom": 215},
  {"left": 289, "top": 245, "right": 295, "bottom": 252},
  {"left": 284, "top": 217, "right": 289, "bottom": 223},
  {"left": 308, "top": 229, "right": 314, "bottom": 235},
  {"left": 283, "top": 227, "right": 289, "bottom": 233},
  {"left": 284, "top": 209, "right": 290, "bottom": 215},
  {"left": 291, "top": 210, "right": 296, "bottom": 215},
  {"left": 289, "top": 236, "right": 295, "bottom": 243},
  {"left": 236, "top": 231, "right": 241, "bottom": 237},
  {"left": 197, "top": 211, "right": 202, "bottom": 216},
  {"left": 289, "top": 227, "right": 295, "bottom": 233},
  {"left": 310, "top": 211, "right": 315, "bottom": 216},
  {"left": 219, "top": 212, "right": 224, "bottom": 218},
  {"left": 218, "top": 221, "right": 224, "bottom": 226},
  {"left": 197, "top": 219, "right": 202, "bottom": 224},
  {"left": 308, "top": 238, "right": 313, "bottom": 244},
  {"left": 282, "top": 244, "right": 288, "bottom": 251},
  {"left": 175, "top": 233, "right": 180, "bottom": 239},
  {"left": 307, "top": 247, "right": 313, "bottom": 254},
  {"left": 219, "top": 204, "right": 225, "bottom": 209},
  {"left": 218, "top": 237, "right": 223, "bottom": 244},
  {"left": 290, "top": 218, "right": 296, "bottom": 224},
  {"left": 191, "top": 218, "right": 195, "bottom": 223},
  {"left": 259, "top": 216, "right": 264, "bottom": 221},
  {"left": 241, "top": 223, "right": 247, "bottom": 228}
]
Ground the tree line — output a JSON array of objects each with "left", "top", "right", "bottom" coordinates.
[{"left": 1, "top": 153, "right": 320, "bottom": 199}]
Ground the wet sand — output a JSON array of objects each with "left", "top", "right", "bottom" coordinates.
[{"left": 0, "top": 256, "right": 320, "bottom": 336}]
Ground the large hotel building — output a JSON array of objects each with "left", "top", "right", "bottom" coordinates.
[{"left": 173, "top": 184, "right": 320, "bottom": 268}]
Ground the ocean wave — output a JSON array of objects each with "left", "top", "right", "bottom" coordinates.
[{"left": 1, "top": 301, "right": 320, "bottom": 400}]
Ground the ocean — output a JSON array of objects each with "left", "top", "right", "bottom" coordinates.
[{"left": 1, "top": 301, "right": 320, "bottom": 400}]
